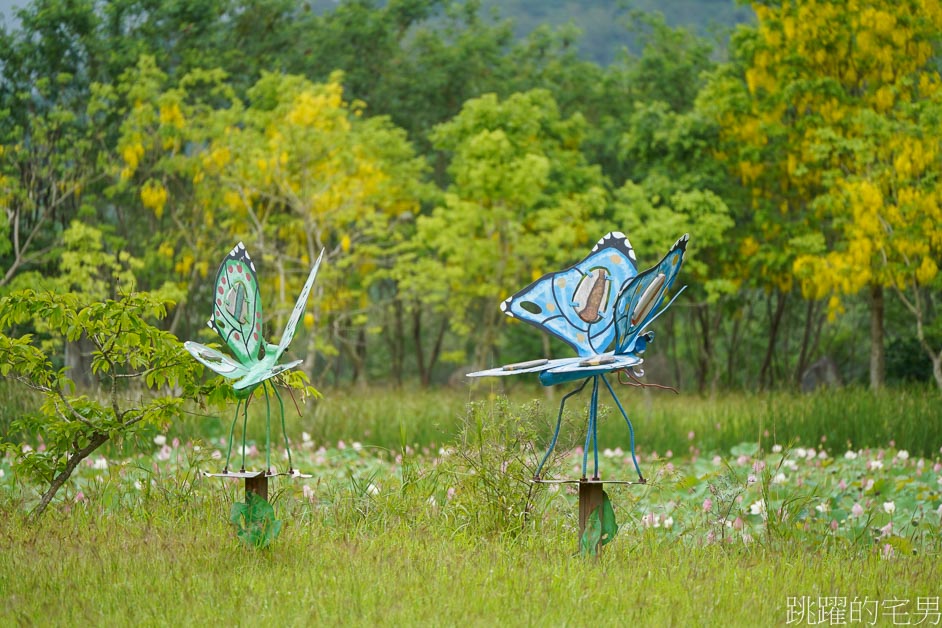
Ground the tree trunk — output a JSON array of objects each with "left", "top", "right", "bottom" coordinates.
[
  {"left": 869, "top": 283, "right": 885, "bottom": 390},
  {"left": 33, "top": 431, "right": 109, "bottom": 519},
  {"left": 759, "top": 290, "right": 788, "bottom": 390},
  {"left": 794, "top": 299, "right": 817, "bottom": 387}
]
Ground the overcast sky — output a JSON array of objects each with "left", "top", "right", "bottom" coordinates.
[{"left": 0, "top": 0, "right": 20, "bottom": 29}]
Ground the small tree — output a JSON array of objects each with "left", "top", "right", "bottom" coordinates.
[{"left": 0, "top": 289, "right": 212, "bottom": 517}]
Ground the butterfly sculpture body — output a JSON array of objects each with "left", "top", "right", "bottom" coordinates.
[
  {"left": 184, "top": 242, "right": 324, "bottom": 476},
  {"left": 468, "top": 232, "right": 688, "bottom": 482}
]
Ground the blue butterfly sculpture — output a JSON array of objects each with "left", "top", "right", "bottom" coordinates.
[
  {"left": 468, "top": 232, "right": 688, "bottom": 483},
  {"left": 184, "top": 242, "right": 324, "bottom": 477}
]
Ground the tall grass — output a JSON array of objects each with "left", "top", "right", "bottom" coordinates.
[{"left": 163, "top": 383, "right": 942, "bottom": 458}]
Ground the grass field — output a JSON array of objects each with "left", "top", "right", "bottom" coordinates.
[{"left": 2, "top": 386, "right": 941, "bottom": 625}]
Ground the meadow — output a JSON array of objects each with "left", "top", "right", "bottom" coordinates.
[{"left": 2, "top": 385, "right": 941, "bottom": 625}]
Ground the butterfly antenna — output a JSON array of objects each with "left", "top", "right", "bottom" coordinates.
[
  {"left": 617, "top": 369, "right": 679, "bottom": 394},
  {"left": 283, "top": 381, "right": 304, "bottom": 417}
]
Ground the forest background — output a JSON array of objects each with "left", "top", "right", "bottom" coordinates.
[{"left": 1, "top": 0, "right": 941, "bottom": 395}]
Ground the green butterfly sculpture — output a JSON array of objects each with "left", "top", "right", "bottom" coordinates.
[{"left": 184, "top": 242, "right": 324, "bottom": 476}]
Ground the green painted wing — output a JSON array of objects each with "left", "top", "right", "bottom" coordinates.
[{"left": 208, "top": 242, "right": 264, "bottom": 366}]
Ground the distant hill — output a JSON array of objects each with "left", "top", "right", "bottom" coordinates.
[{"left": 481, "top": 0, "right": 755, "bottom": 64}]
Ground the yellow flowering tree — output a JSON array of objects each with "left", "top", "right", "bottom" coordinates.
[
  {"left": 710, "top": 0, "right": 942, "bottom": 388},
  {"left": 109, "top": 61, "right": 425, "bottom": 382}
]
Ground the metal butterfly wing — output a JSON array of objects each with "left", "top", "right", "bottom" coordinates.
[
  {"left": 500, "top": 231, "right": 638, "bottom": 357},
  {"left": 467, "top": 231, "right": 689, "bottom": 483}
]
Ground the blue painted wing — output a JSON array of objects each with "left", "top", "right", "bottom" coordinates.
[
  {"left": 501, "top": 232, "right": 638, "bottom": 356},
  {"left": 614, "top": 234, "right": 688, "bottom": 355}
]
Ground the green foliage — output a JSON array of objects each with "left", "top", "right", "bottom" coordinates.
[
  {"left": 0, "top": 288, "right": 215, "bottom": 515},
  {"left": 230, "top": 491, "right": 283, "bottom": 548}
]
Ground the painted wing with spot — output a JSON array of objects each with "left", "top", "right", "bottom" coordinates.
[
  {"left": 501, "top": 232, "right": 638, "bottom": 356},
  {"left": 613, "top": 234, "right": 688, "bottom": 355},
  {"left": 273, "top": 248, "right": 325, "bottom": 361},
  {"left": 208, "top": 242, "right": 264, "bottom": 366},
  {"left": 183, "top": 341, "right": 252, "bottom": 379}
]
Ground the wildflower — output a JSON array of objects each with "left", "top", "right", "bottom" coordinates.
[
  {"left": 815, "top": 502, "right": 830, "bottom": 514},
  {"left": 844, "top": 450, "right": 858, "bottom": 460},
  {"left": 795, "top": 448, "right": 807, "bottom": 459},
  {"left": 665, "top": 462, "right": 675, "bottom": 474},
  {"left": 742, "top": 533, "right": 752, "bottom": 545},
  {"left": 838, "top": 479, "right": 847, "bottom": 490},
  {"left": 367, "top": 483, "right": 380, "bottom": 496},
  {"left": 447, "top": 487, "right": 456, "bottom": 500},
  {"left": 896, "top": 450, "right": 909, "bottom": 461},
  {"left": 880, "top": 521, "right": 893, "bottom": 537},
  {"left": 749, "top": 500, "right": 765, "bottom": 516},
  {"left": 805, "top": 448, "right": 817, "bottom": 460},
  {"left": 74, "top": 491, "right": 86, "bottom": 503},
  {"left": 752, "top": 460, "right": 766, "bottom": 473},
  {"left": 211, "top": 450, "right": 222, "bottom": 460},
  {"left": 772, "top": 444, "right": 782, "bottom": 453},
  {"left": 603, "top": 448, "right": 616, "bottom": 458},
  {"left": 22, "top": 444, "right": 33, "bottom": 453},
  {"left": 883, "top": 501, "right": 896, "bottom": 514},
  {"left": 702, "top": 498, "right": 713, "bottom": 512},
  {"left": 747, "top": 474, "right": 757, "bottom": 485},
  {"left": 863, "top": 479, "right": 874, "bottom": 491},
  {"left": 641, "top": 513, "right": 657, "bottom": 528},
  {"left": 732, "top": 516, "right": 744, "bottom": 530},
  {"left": 868, "top": 460, "right": 884, "bottom": 471},
  {"left": 851, "top": 503, "right": 864, "bottom": 517},
  {"left": 706, "top": 530, "right": 716, "bottom": 544},
  {"left": 736, "top": 454, "right": 749, "bottom": 466},
  {"left": 92, "top": 457, "right": 108, "bottom": 470},
  {"left": 830, "top": 519, "right": 839, "bottom": 531},
  {"left": 0, "top": 469, "right": 4, "bottom": 478},
  {"left": 302, "top": 484, "right": 315, "bottom": 502},
  {"left": 712, "top": 455, "right": 722, "bottom": 466},
  {"left": 352, "top": 441, "right": 363, "bottom": 452},
  {"left": 772, "top": 472, "right": 787, "bottom": 485},
  {"left": 153, "top": 435, "right": 167, "bottom": 446},
  {"left": 881, "top": 543, "right": 894, "bottom": 559},
  {"left": 427, "top": 495, "right": 437, "bottom": 507},
  {"left": 172, "top": 438, "right": 180, "bottom": 449},
  {"left": 935, "top": 463, "right": 942, "bottom": 473},
  {"left": 662, "top": 516, "right": 674, "bottom": 529},
  {"left": 817, "top": 450, "right": 828, "bottom": 459},
  {"left": 302, "top": 432, "right": 312, "bottom": 443},
  {"left": 337, "top": 440, "right": 346, "bottom": 450},
  {"left": 783, "top": 459, "right": 798, "bottom": 471},
  {"left": 688, "top": 431, "right": 696, "bottom": 441}
]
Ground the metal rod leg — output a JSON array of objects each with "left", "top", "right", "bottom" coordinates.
[
  {"left": 272, "top": 385, "right": 293, "bottom": 473},
  {"left": 263, "top": 382, "right": 272, "bottom": 474},
  {"left": 239, "top": 396, "right": 250, "bottom": 473},
  {"left": 590, "top": 376, "right": 600, "bottom": 480},
  {"left": 601, "top": 374, "right": 644, "bottom": 482},
  {"left": 534, "top": 378, "right": 589, "bottom": 480},
  {"left": 223, "top": 399, "right": 242, "bottom": 473}
]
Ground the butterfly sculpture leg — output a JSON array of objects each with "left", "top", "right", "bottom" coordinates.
[
  {"left": 221, "top": 380, "right": 296, "bottom": 475},
  {"left": 533, "top": 373, "right": 645, "bottom": 483}
]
